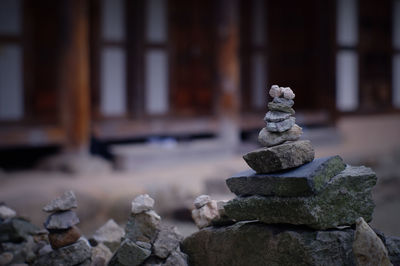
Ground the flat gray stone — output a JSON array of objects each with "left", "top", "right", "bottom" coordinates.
[
  {"left": 264, "top": 111, "right": 292, "bottom": 122},
  {"left": 226, "top": 156, "right": 346, "bottom": 197},
  {"left": 243, "top": 140, "right": 315, "bottom": 174},
  {"left": 108, "top": 239, "right": 151, "bottom": 266},
  {"left": 43, "top": 190, "right": 77, "bottom": 212},
  {"left": 224, "top": 165, "right": 377, "bottom": 230},
  {"left": 266, "top": 117, "right": 296, "bottom": 132},
  {"left": 153, "top": 225, "right": 183, "bottom": 259},
  {"left": 44, "top": 210, "right": 79, "bottom": 230},
  {"left": 268, "top": 102, "right": 295, "bottom": 114},
  {"left": 258, "top": 124, "right": 302, "bottom": 147},
  {"left": 273, "top": 97, "right": 294, "bottom": 107}
]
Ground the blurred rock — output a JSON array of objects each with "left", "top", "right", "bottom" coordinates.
[
  {"left": 282, "top": 87, "right": 295, "bottom": 100},
  {"left": 108, "top": 239, "right": 151, "bottom": 266},
  {"left": 153, "top": 225, "right": 183, "bottom": 259},
  {"left": 43, "top": 190, "right": 77, "bottom": 213},
  {"left": 131, "top": 194, "right": 155, "bottom": 214},
  {"left": 44, "top": 210, "right": 79, "bottom": 230},
  {"left": 266, "top": 117, "right": 295, "bottom": 133},
  {"left": 258, "top": 124, "right": 302, "bottom": 147},
  {"left": 353, "top": 217, "right": 392, "bottom": 266},
  {"left": 269, "top": 85, "right": 282, "bottom": 98},
  {"left": 91, "top": 219, "right": 124, "bottom": 252},
  {"left": 0, "top": 218, "right": 39, "bottom": 243},
  {"left": 91, "top": 242, "right": 112, "bottom": 266},
  {"left": 272, "top": 96, "right": 294, "bottom": 107},
  {"left": 268, "top": 102, "right": 295, "bottom": 114},
  {"left": 125, "top": 210, "right": 161, "bottom": 243},
  {"left": 0, "top": 252, "right": 14, "bottom": 265},
  {"left": 0, "top": 205, "right": 16, "bottom": 219},
  {"left": 386, "top": 236, "right": 400, "bottom": 265},
  {"left": 193, "top": 195, "right": 211, "bottom": 209},
  {"left": 163, "top": 250, "right": 188, "bottom": 266},
  {"left": 48, "top": 226, "right": 81, "bottom": 249},
  {"left": 264, "top": 111, "right": 292, "bottom": 122},
  {"left": 192, "top": 198, "right": 219, "bottom": 229}
]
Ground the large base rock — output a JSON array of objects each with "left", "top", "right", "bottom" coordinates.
[
  {"left": 225, "top": 165, "right": 376, "bottom": 230},
  {"left": 226, "top": 156, "right": 346, "bottom": 197},
  {"left": 243, "top": 140, "right": 314, "bottom": 174}
]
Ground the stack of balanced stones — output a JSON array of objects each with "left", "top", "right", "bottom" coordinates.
[{"left": 43, "top": 191, "right": 82, "bottom": 249}]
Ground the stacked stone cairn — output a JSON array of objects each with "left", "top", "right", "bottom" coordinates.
[
  {"left": 109, "top": 194, "right": 188, "bottom": 266},
  {"left": 182, "top": 85, "right": 400, "bottom": 265}
]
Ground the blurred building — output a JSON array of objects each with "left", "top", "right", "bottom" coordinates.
[{"left": 0, "top": 0, "right": 399, "bottom": 156}]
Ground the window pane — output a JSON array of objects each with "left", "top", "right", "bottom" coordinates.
[
  {"left": 336, "top": 50, "right": 358, "bottom": 111},
  {"left": 251, "top": 53, "right": 267, "bottom": 109},
  {"left": 101, "top": 0, "right": 125, "bottom": 41},
  {"left": 0, "top": 0, "right": 21, "bottom": 35},
  {"left": 393, "top": 54, "right": 400, "bottom": 108},
  {"left": 0, "top": 45, "right": 23, "bottom": 120},
  {"left": 101, "top": 48, "right": 126, "bottom": 116},
  {"left": 145, "top": 50, "right": 168, "bottom": 114},
  {"left": 251, "top": 0, "right": 266, "bottom": 46},
  {"left": 393, "top": 0, "right": 400, "bottom": 49},
  {"left": 337, "top": 0, "right": 358, "bottom": 46},
  {"left": 146, "top": 0, "right": 167, "bottom": 43}
]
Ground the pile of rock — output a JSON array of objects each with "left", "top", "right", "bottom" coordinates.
[
  {"left": 182, "top": 85, "right": 400, "bottom": 265},
  {"left": 109, "top": 194, "right": 188, "bottom": 266}
]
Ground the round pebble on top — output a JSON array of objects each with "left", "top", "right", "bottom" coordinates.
[
  {"left": 269, "top": 85, "right": 282, "bottom": 98},
  {"left": 131, "top": 194, "right": 155, "bottom": 214},
  {"left": 282, "top": 87, "right": 295, "bottom": 100}
]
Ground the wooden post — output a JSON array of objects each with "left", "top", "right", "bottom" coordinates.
[
  {"left": 215, "top": 0, "right": 241, "bottom": 146},
  {"left": 58, "top": 0, "right": 90, "bottom": 154}
]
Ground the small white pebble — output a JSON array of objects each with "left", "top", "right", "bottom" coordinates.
[
  {"left": 282, "top": 87, "right": 295, "bottom": 100},
  {"left": 269, "top": 85, "right": 282, "bottom": 98}
]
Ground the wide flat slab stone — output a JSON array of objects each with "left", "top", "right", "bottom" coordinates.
[
  {"left": 226, "top": 155, "right": 346, "bottom": 197},
  {"left": 224, "top": 165, "right": 377, "bottom": 230},
  {"left": 243, "top": 140, "right": 315, "bottom": 174}
]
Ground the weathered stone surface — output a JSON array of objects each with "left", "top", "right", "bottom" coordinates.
[
  {"left": 48, "top": 226, "right": 81, "bottom": 249},
  {"left": 264, "top": 111, "right": 292, "bottom": 122},
  {"left": 192, "top": 200, "right": 219, "bottom": 229},
  {"left": 282, "top": 87, "right": 295, "bottom": 100},
  {"left": 193, "top": 195, "right": 211, "bottom": 209},
  {"left": 44, "top": 210, "right": 79, "bottom": 230},
  {"left": 33, "top": 239, "right": 91, "bottom": 266},
  {"left": 269, "top": 85, "right": 282, "bottom": 98},
  {"left": 266, "top": 117, "right": 295, "bottom": 132},
  {"left": 386, "top": 236, "right": 400, "bottom": 265},
  {"left": 273, "top": 97, "right": 294, "bottom": 107},
  {"left": 0, "top": 218, "right": 39, "bottom": 243},
  {"left": 243, "top": 140, "right": 315, "bottom": 174},
  {"left": 0, "top": 252, "right": 14, "bottom": 265},
  {"left": 224, "top": 165, "right": 377, "bottom": 230},
  {"left": 164, "top": 250, "right": 188, "bottom": 266},
  {"left": 353, "top": 217, "right": 393, "bottom": 266},
  {"left": 43, "top": 190, "right": 78, "bottom": 212},
  {"left": 0, "top": 205, "right": 16, "bottom": 219},
  {"left": 131, "top": 194, "right": 155, "bottom": 214},
  {"left": 125, "top": 210, "right": 161, "bottom": 243},
  {"left": 226, "top": 156, "right": 346, "bottom": 197},
  {"left": 91, "top": 242, "right": 112, "bottom": 266},
  {"left": 258, "top": 124, "right": 302, "bottom": 147},
  {"left": 108, "top": 239, "right": 151, "bottom": 266},
  {"left": 268, "top": 101, "right": 295, "bottom": 114},
  {"left": 153, "top": 225, "right": 183, "bottom": 259},
  {"left": 91, "top": 219, "right": 124, "bottom": 252},
  {"left": 182, "top": 221, "right": 356, "bottom": 266}
]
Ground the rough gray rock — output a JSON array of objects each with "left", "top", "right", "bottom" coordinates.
[
  {"left": 273, "top": 97, "right": 294, "bottom": 107},
  {"left": 266, "top": 117, "right": 296, "bottom": 132},
  {"left": 43, "top": 190, "right": 78, "bottom": 212},
  {"left": 193, "top": 195, "right": 211, "bottom": 209},
  {"left": 264, "top": 111, "right": 292, "bottom": 122},
  {"left": 258, "top": 124, "right": 302, "bottom": 147},
  {"left": 153, "top": 225, "right": 183, "bottom": 259},
  {"left": 48, "top": 225, "right": 81, "bottom": 249},
  {"left": 33, "top": 239, "right": 91, "bottom": 266},
  {"left": 125, "top": 210, "right": 161, "bottom": 243},
  {"left": 243, "top": 140, "right": 315, "bottom": 174},
  {"left": 224, "top": 165, "right": 377, "bottom": 230},
  {"left": 0, "top": 252, "right": 14, "bottom": 265},
  {"left": 91, "top": 242, "right": 112, "bottom": 266},
  {"left": 44, "top": 210, "right": 80, "bottom": 230},
  {"left": 182, "top": 221, "right": 356, "bottom": 266},
  {"left": 386, "top": 236, "right": 400, "bottom": 265},
  {"left": 226, "top": 156, "right": 346, "bottom": 197},
  {"left": 0, "top": 218, "right": 39, "bottom": 243},
  {"left": 164, "top": 250, "right": 188, "bottom": 266},
  {"left": 91, "top": 219, "right": 124, "bottom": 252},
  {"left": 192, "top": 200, "right": 219, "bottom": 229},
  {"left": 131, "top": 194, "right": 155, "bottom": 214},
  {"left": 0, "top": 205, "right": 16, "bottom": 219},
  {"left": 108, "top": 239, "right": 151, "bottom": 266},
  {"left": 352, "top": 217, "right": 392, "bottom": 266},
  {"left": 268, "top": 101, "right": 295, "bottom": 114}
]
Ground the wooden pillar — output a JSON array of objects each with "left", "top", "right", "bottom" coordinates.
[
  {"left": 58, "top": 0, "right": 90, "bottom": 154},
  {"left": 215, "top": 0, "right": 241, "bottom": 145}
]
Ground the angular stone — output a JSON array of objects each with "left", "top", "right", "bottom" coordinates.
[
  {"left": 125, "top": 210, "right": 161, "bottom": 243},
  {"left": 258, "top": 124, "right": 302, "bottom": 147},
  {"left": 353, "top": 217, "right": 392, "bottom": 266},
  {"left": 193, "top": 195, "right": 211, "bottom": 209},
  {"left": 386, "top": 236, "right": 400, "bottom": 264},
  {"left": 282, "top": 87, "right": 295, "bottom": 100},
  {"left": 33, "top": 239, "right": 91, "bottom": 266},
  {"left": 91, "top": 219, "right": 124, "bottom": 252},
  {"left": 273, "top": 97, "right": 294, "bottom": 107},
  {"left": 224, "top": 165, "right": 377, "bottom": 230},
  {"left": 0, "top": 218, "right": 39, "bottom": 243},
  {"left": 108, "top": 239, "right": 151, "bottom": 266},
  {"left": 131, "top": 194, "right": 155, "bottom": 214},
  {"left": 0, "top": 205, "right": 16, "bottom": 219},
  {"left": 192, "top": 200, "right": 219, "bottom": 229},
  {"left": 227, "top": 156, "right": 346, "bottom": 197},
  {"left": 48, "top": 226, "right": 81, "bottom": 249},
  {"left": 264, "top": 111, "right": 292, "bottom": 122},
  {"left": 91, "top": 242, "right": 113, "bottom": 266},
  {"left": 182, "top": 221, "right": 357, "bottom": 266},
  {"left": 43, "top": 190, "right": 78, "bottom": 212},
  {"left": 0, "top": 252, "right": 13, "bottom": 265},
  {"left": 268, "top": 101, "right": 295, "bottom": 114},
  {"left": 153, "top": 225, "right": 183, "bottom": 259},
  {"left": 164, "top": 250, "right": 188, "bottom": 266},
  {"left": 266, "top": 117, "right": 295, "bottom": 132},
  {"left": 44, "top": 210, "right": 79, "bottom": 230},
  {"left": 243, "top": 140, "right": 315, "bottom": 174}
]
